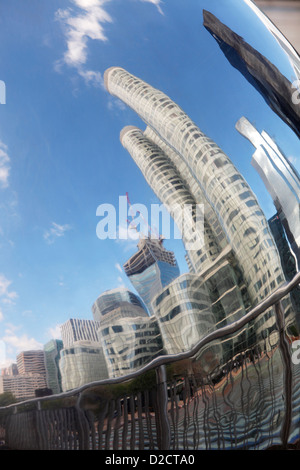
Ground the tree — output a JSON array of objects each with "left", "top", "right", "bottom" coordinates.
[{"left": 0, "top": 392, "right": 17, "bottom": 406}]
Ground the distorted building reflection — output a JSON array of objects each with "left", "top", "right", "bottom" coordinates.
[
  {"left": 44, "top": 339, "right": 63, "bottom": 395},
  {"left": 203, "top": 9, "right": 300, "bottom": 139},
  {"left": 93, "top": 288, "right": 164, "bottom": 378},
  {"left": 60, "top": 318, "right": 101, "bottom": 348},
  {"left": 59, "top": 341, "right": 108, "bottom": 392},
  {"left": 105, "top": 67, "right": 292, "bottom": 333},
  {"left": 103, "top": 64, "right": 300, "bottom": 363},
  {"left": 0, "top": 350, "right": 48, "bottom": 401},
  {"left": 59, "top": 318, "right": 108, "bottom": 391},
  {"left": 123, "top": 234, "right": 180, "bottom": 315},
  {"left": 236, "top": 116, "right": 300, "bottom": 268}
]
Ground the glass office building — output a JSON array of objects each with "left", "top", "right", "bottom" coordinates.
[
  {"left": 44, "top": 339, "right": 63, "bottom": 395},
  {"left": 93, "top": 288, "right": 164, "bottom": 378},
  {"left": 59, "top": 341, "right": 109, "bottom": 392},
  {"left": 92, "top": 287, "right": 146, "bottom": 319},
  {"left": 60, "top": 318, "right": 101, "bottom": 349},
  {"left": 123, "top": 237, "right": 179, "bottom": 314}
]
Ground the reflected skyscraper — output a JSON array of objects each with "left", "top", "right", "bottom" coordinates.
[
  {"left": 236, "top": 116, "right": 300, "bottom": 267},
  {"left": 151, "top": 272, "right": 220, "bottom": 357},
  {"left": 0, "top": 350, "right": 48, "bottom": 400},
  {"left": 60, "top": 318, "right": 101, "bottom": 349},
  {"left": 59, "top": 319, "right": 108, "bottom": 391},
  {"left": 44, "top": 339, "right": 63, "bottom": 395},
  {"left": 59, "top": 341, "right": 109, "bottom": 392},
  {"left": 92, "top": 288, "right": 163, "bottom": 378},
  {"left": 104, "top": 66, "right": 285, "bottom": 310},
  {"left": 121, "top": 126, "right": 221, "bottom": 276},
  {"left": 123, "top": 233, "right": 180, "bottom": 314}
]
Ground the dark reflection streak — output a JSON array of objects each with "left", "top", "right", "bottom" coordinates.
[
  {"left": 129, "top": 396, "right": 135, "bottom": 450},
  {"left": 275, "top": 301, "right": 293, "bottom": 449},
  {"left": 222, "top": 361, "right": 236, "bottom": 449},
  {"left": 212, "top": 382, "right": 224, "bottom": 450},
  {"left": 243, "top": 353, "right": 253, "bottom": 448},
  {"left": 265, "top": 337, "right": 277, "bottom": 446},
  {"left": 258, "top": 352, "right": 267, "bottom": 448},
  {"left": 243, "top": 353, "right": 251, "bottom": 449},
  {"left": 191, "top": 376, "right": 198, "bottom": 449},
  {"left": 105, "top": 400, "right": 114, "bottom": 450},
  {"left": 122, "top": 395, "right": 128, "bottom": 450},
  {"left": 98, "top": 401, "right": 108, "bottom": 450},
  {"left": 239, "top": 354, "right": 248, "bottom": 448},
  {"left": 168, "top": 382, "right": 175, "bottom": 449},
  {"left": 173, "top": 381, "right": 180, "bottom": 450},
  {"left": 200, "top": 381, "right": 209, "bottom": 450},
  {"left": 183, "top": 376, "right": 189, "bottom": 449},
  {"left": 138, "top": 392, "right": 145, "bottom": 450},
  {"left": 203, "top": 9, "right": 300, "bottom": 138},
  {"left": 144, "top": 390, "right": 154, "bottom": 450},
  {"left": 114, "top": 398, "right": 122, "bottom": 450},
  {"left": 195, "top": 386, "right": 201, "bottom": 449},
  {"left": 251, "top": 350, "right": 265, "bottom": 449}
]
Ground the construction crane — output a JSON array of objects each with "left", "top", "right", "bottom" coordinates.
[{"left": 126, "top": 192, "right": 162, "bottom": 241}]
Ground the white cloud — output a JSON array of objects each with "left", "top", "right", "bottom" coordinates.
[
  {"left": 0, "top": 141, "right": 10, "bottom": 189},
  {"left": 0, "top": 308, "right": 4, "bottom": 322},
  {"left": 56, "top": 0, "right": 163, "bottom": 85},
  {"left": 141, "top": 0, "right": 163, "bottom": 15},
  {"left": 44, "top": 222, "right": 72, "bottom": 244},
  {"left": 115, "top": 262, "right": 123, "bottom": 273},
  {"left": 55, "top": 0, "right": 112, "bottom": 86},
  {"left": 48, "top": 324, "right": 62, "bottom": 340},
  {"left": 0, "top": 273, "right": 18, "bottom": 305},
  {"left": 2, "top": 330, "right": 43, "bottom": 355}
]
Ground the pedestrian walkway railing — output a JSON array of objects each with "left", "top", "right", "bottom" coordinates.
[{"left": 1, "top": 272, "right": 300, "bottom": 450}]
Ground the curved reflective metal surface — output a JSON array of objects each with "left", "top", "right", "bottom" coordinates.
[{"left": 1, "top": 0, "right": 300, "bottom": 451}]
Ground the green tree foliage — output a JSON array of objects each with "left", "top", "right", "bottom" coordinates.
[{"left": 0, "top": 392, "right": 17, "bottom": 406}]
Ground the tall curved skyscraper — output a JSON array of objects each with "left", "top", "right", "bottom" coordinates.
[
  {"left": 120, "top": 126, "right": 220, "bottom": 273},
  {"left": 104, "top": 66, "right": 285, "bottom": 308}
]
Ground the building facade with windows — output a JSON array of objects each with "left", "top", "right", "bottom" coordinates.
[
  {"left": 123, "top": 236, "right": 180, "bottom": 314},
  {"left": 44, "top": 339, "right": 63, "bottom": 395},
  {"left": 60, "top": 318, "right": 101, "bottom": 349},
  {"left": 93, "top": 288, "right": 164, "bottom": 378},
  {"left": 59, "top": 341, "right": 109, "bottom": 392}
]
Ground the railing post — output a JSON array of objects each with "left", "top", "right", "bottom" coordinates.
[
  {"left": 155, "top": 364, "right": 171, "bottom": 450},
  {"left": 275, "top": 301, "right": 293, "bottom": 449}
]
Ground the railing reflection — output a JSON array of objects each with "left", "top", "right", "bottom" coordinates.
[{"left": 1, "top": 272, "right": 300, "bottom": 450}]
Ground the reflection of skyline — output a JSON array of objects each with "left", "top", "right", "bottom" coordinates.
[
  {"left": 104, "top": 66, "right": 285, "bottom": 306},
  {"left": 104, "top": 65, "right": 297, "bottom": 355},
  {"left": 92, "top": 288, "right": 163, "bottom": 379},
  {"left": 203, "top": 9, "right": 300, "bottom": 139}
]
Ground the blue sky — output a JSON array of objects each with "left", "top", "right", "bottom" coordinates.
[{"left": 0, "top": 0, "right": 299, "bottom": 369}]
